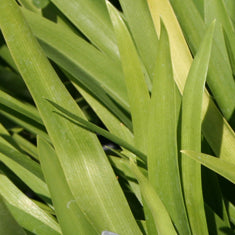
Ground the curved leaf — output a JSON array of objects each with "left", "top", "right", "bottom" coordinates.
[
  {"left": 0, "top": 1, "right": 141, "bottom": 234},
  {"left": 181, "top": 22, "right": 215, "bottom": 235}
]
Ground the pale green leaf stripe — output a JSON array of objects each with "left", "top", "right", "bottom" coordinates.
[
  {"left": 148, "top": 22, "right": 190, "bottom": 235},
  {"left": 0, "top": 196, "right": 27, "bottom": 235},
  {"left": 130, "top": 160, "right": 177, "bottom": 235},
  {"left": 0, "top": 142, "right": 50, "bottom": 200},
  {"left": 0, "top": 172, "right": 61, "bottom": 235},
  {"left": 51, "top": 0, "right": 119, "bottom": 61},
  {"left": 0, "top": 1, "right": 141, "bottom": 234},
  {"left": 169, "top": 0, "right": 235, "bottom": 120},
  {"left": 119, "top": 0, "right": 158, "bottom": 80},
  {"left": 181, "top": 22, "right": 215, "bottom": 235},
  {"left": 147, "top": 0, "right": 235, "bottom": 163},
  {"left": 37, "top": 137, "right": 97, "bottom": 235},
  {"left": 182, "top": 150, "right": 235, "bottom": 185},
  {"left": 107, "top": 2, "right": 150, "bottom": 153}
]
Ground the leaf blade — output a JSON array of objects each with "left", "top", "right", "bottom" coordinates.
[
  {"left": 148, "top": 21, "right": 190, "bottom": 235},
  {"left": 181, "top": 22, "right": 215, "bottom": 235}
]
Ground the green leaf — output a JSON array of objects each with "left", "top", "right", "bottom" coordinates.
[
  {"left": 74, "top": 84, "right": 134, "bottom": 146},
  {"left": 0, "top": 1, "right": 141, "bottom": 233},
  {"left": 109, "top": 156, "right": 142, "bottom": 204},
  {"left": 51, "top": 0, "right": 119, "bottom": 61},
  {"left": 0, "top": 172, "right": 61, "bottom": 235},
  {"left": 46, "top": 100, "right": 146, "bottom": 163},
  {"left": 119, "top": 0, "right": 159, "bottom": 80},
  {"left": 0, "top": 142, "right": 50, "bottom": 201},
  {"left": 224, "top": 0, "right": 235, "bottom": 27},
  {"left": 37, "top": 137, "right": 97, "bottom": 235},
  {"left": 18, "top": 0, "right": 40, "bottom": 13},
  {"left": 182, "top": 150, "right": 235, "bottom": 185},
  {"left": 228, "top": 202, "right": 235, "bottom": 225},
  {"left": 12, "top": 133, "right": 38, "bottom": 160},
  {"left": 130, "top": 160, "right": 177, "bottom": 235},
  {"left": 107, "top": 1, "right": 150, "bottom": 153},
  {"left": 170, "top": 0, "right": 235, "bottom": 120},
  {"left": 32, "top": 0, "right": 50, "bottom": 9},
  {"left": 192, "top": 0, "right": 204, "bottom": 17},
  {"left": 204, "top": 0, "right": 235, "bottom": 82},
  {"left": 0, "top": 90, "right": 48, "bottom": 140},
  {"left": 205, "top": 204, "right": 233, "bottom": 235},
  {"left": 0, "top": 196, "right": 27, "bottom": 235},
  {"left": 148, "top": 21, "right": 190, "bottom": 235},
  {"left": 147, "top": 0, "right": 193, "bottom": 91},
  {"left": 0, "top": 44, "right": 18, "bottom": 71},
  {"left": 181, "top": 22, "right": 215, "bottom": 235},
  {"left": 147, "top": 0, "right": 235, "bottom": 163},
  {"left": 21, "top": 8, "right": 130, "bottom": 126}
]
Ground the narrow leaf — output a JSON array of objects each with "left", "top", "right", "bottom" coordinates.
[
  {"left": 21, "top": 8, "right": 130, "bottom": 125},
  {"left": 51, "top": 0, "right": 119, "bottom": 60},
  {"left": 181, "top": 22, "right": 215, "bottom": 235},
  {"left": 37, "top": 137, "right": 97, "bottom": 235},
  {"left": 148, "top": 21, "right": 190, "bottom": 235},
  {"left": 0, "top": 196, "right": 27, "bottom": 235},
  {"left": 107, "top": 2, "right": 150, "bottom": 153},
  {"left": 47, "top": 100, "right": 146, "bottom": 163},
  {"left": 0, "top": 1, "right": 141, "bottom": 233},
  {"left": 119, "top": 0, "right": 159, "bottom": 80},
  {"left": 130, "top": 160, "right": 177, "bottom": 235},
  {"left": 170, "top": 0, "right": 235, "bottom": 120},
  {"left": 147, "top": 0, "right": 235, "bottom": 163},
  {"left": 0, "top": 142, "right": 50, "bottom": 201},
  {"left": 182, "top": 150, "right": 235, "bottom": 185},
  {"left": 0, "top": 172, "right": 61, "bottom": 235}
]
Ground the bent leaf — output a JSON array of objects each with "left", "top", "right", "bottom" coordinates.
[
  {"left": 182, "top": 150, "right": 235, "bottom": 184},
  {"left": 0, "top": 1, "right": 141, "bottom": 234}
]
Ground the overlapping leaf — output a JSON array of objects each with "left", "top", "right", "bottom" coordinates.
[
  {"left": 181, "top": 22, "right": 215, "bottom": 234},
  {"left": 0, "top": 1, "right": 141, "bottom": 234}
]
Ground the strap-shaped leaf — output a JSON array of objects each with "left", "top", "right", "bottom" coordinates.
[
  {"left": 0, "top": 196, "right": 27, "bottom": 235},
  {"left": 0, "top": 172, "right": 61, "bottom": 235},
  {"left": 0, "top": 142, "right": 50, "bottom": 201},
  {"left": 169, "top": 0, "right": 235, "bottom": 120},
  {"left": 0, "top": 1, "right": 141, "bottom": 234},
  {"left": 46, "top": 100, "right": 146, "bottom": 163},
  {"left": 51, "top": 0, "right": 119, "bottom": 61},
  {"left": 0, "top": 90, "right": 48, "bottom": 140},
  {"left": 148, "top": 21, "right": 190, "bottom": 235},
  {"left": 130, "top": 160, "right": 177, "bottom": 235},
  {"left": 37, "top": 137, "right": 97, "bottom": 235},
  {"left": 181, "top": 22, "right": 215, "bottom": 235},
  {"left": 119, "top": 0, "right": 158, "bottom": 80},
  {"left": 21, "top": 8, "right": 130, "bottom": 125},
  {"left": 182, "top": 150, "right": 235, "bottom": 185},
  {"left": 148, "top": 0, "right": 235, "bottom": 163},
  {"left": 107, "top": 1, "right": 150, "bottom": 153}
]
